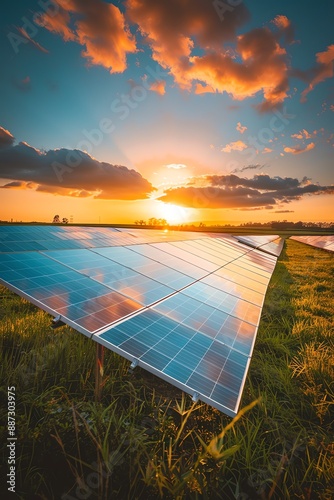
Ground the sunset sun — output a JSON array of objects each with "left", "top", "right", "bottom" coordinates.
[{"left": 159, "top": 203, "right": 189, "bottom": 224}]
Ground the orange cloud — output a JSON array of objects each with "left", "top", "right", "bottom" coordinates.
[
  {"left": 149, "top": 80, "right": 166, "bottom": 95},
  {"left": 36, "top": 4, "right": 74, "bottom": 41},
  {"left": 38, "top": 0, "right": 137, "bottom": 73},
  {"left": 194, "top": 83, "right": 215, "bottom": 94},
  {"left": 126, "top": 0, "right": 250, "bottom": 89},
  {"left": 38, "top": 0, "right": 295, "bottom": 109},
  {"left": 271, "top": 15, "right": 294, "bottom": 43},
  {"left": 284, "top": 142, "right": 315, "bottom": 154},
  {"left": 16, "top": 27, "right": 49, "bottom": 53},
  {"left": 35, "top": 184, "right": 93, "bottom": 197},
  {"left": 272, "top": 15, "right": 290, "bottom": 29},
  {"left": 158, "top": 174, "right": 334, "bottom": 209},
  {"left": 186, "top": 27, "right": 290, "bottom": 110},
  {"left": 221, "top": 141, "right": 248, "bottom": 153},
  {"left": 40, "top": 0, "right": 329, "bottom": 112},
  {"left": 0, "top": 181, "right": 36, "bottom": 190},
  {"left": 236, "top": 122, "right": 247, "bottom": 134},
  {"left": 126, "top": 0, "right": 291, "bottom": 108},
  {"left": 300, "top": 45, "right": 334, "bottom": 102},
  {"left": 291, "top": 129, "right": 312, "bottom": 140},
  {"left": 0, "top": 127, "right": 15, "bottom": 148},
  {"left": 262, "top": 148, "right": 273, "bottom": 153}
]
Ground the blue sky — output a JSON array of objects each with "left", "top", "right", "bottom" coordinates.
[{"left": 0, "top": 0, "right": 333, "bottom": 224}]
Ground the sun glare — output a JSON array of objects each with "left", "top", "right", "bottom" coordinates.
[{"left": 159, "top": 203, "right": 189, "bottom": 224}]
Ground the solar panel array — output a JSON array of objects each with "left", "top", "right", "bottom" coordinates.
[
  {"left": 290, "top": 235, "right": 334, "bottom": 252},
  {"left": 233, "top": 234, "right": 284, "bottom": 257},
  {"left": 0, "top": 225, "right": 282, "bottom": 416}
]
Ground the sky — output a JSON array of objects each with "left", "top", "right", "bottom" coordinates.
[{"left": 0, "top": 0, "right": 333, "bottom": 225}]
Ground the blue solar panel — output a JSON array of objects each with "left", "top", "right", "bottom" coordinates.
[
  {"left": 96, "top": 308, "right": 250, "bottom": 415},
  {"left": 0, "top": 225, "right": 278, "bottom": 416}
]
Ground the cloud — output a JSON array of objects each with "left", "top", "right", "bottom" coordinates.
[
  {"left": 16, "top": 27, "right": 49, "bottom": 53},
  {"left": 221, "top": 140, "right": 248, "bottom": 153},
  {"left": 238, "top": 206, "right": 274, "bottom": 211},
  {"left": 262, "top": 148, "right": 273, "bottom": 153},
  {"left": 165, "top": 163, "right": 187, "bottom": 169},
  {"left": 0, "top": 181, "right": 33, "bottom": 189},
  {"left": 37, "top": 1, "right": 330, "bottom": 107},
  {"left": 272, "top": 15, "right": 290, "bottom": 29},
  {"left": 271, "top": 15, "right": 294, "bottom": 44},
  {"left": 158, "top": 173, "right": 334, "bottom": 209},
  {"left": 12, "top": 76, "right": 31, "bottom": 92},
  {"left": 0, "top": 127, "right": 155, "bottom": 200},
  {"left": 159, "top": 185, "right": 277, "bottom": 209},
  {"left": 149, "top": 80, "right": 166, "bottom": 95},
  {"left": 188, "top": 28, "right": 290, "bottom": 111},
  {"left": 284, "top": 142, "right": 315, "bottom": 154},
  {"left": 194, "top": 83, "right": 215, "bottom": 94},
  {"left": 38, "top": 0, "right": 137, "bottom": 73},
  {"left": 291, "top": 129, "right": 312, "bottom": 139},
  {"left": 36, "top": 1, "right": 301, "bottom": 109},
  {"left": 0, "top": 127, "right": 15, "bottom": 149},
  {"left": 208, "top": 174, "right": 301, "bottom": 191},
  {"left": 126, "top": 0, "right": 292, "bottom": 110},
  {"left": 236, "top": 122, "right": 247, "bottom": 134},
  {"left": 231, "top": 164, "right": 266, "bottom": 174},
  {"left": 274, "top": 210, "right": 294, "bottom": 213},
  {"left": 126, "top": 0, "right": 250, "bottom": 79},
  {"left": 298, "top": 45, "right": 334, "bottom": 102}
]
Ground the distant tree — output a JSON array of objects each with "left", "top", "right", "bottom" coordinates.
[
  {"left": 134, "top": 219, "right": 146, "bottom": 225},
  {"left": 52, "top": 215, "right": 60, "bottom": 223},
  {"left": 198, "top": 222, "right": 206, "bottom": 227},
  {"left": 148, "top": 217, "right": 158, "bottom": 226},
  {"left": 62, "top": 218, "right": 69, "bottom": 224},
  {"left": 148, "top": 217, "right": 168, "bottom": 226}
]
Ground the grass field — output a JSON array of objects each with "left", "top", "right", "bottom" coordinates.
[{"left": 0, "top": 239, "right": 333, "bottom": 499}]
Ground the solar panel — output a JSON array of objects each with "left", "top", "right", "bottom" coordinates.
[
  {"left": 290, "top": 235, "right": 334, "bottom": 252},
  {"left": 0, "top": 225, "right": 279, "bottom": 416},
  {"left": 233, "top": 235, "right": 284, "bottom": 257},
  {"left": 95, "top": 309, "right": 250, "bottom": 414}
]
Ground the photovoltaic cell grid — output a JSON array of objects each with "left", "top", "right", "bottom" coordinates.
[
  {"left": 0, "top": 226, "right": 281, "bottom": 416},
  {"left": 0, "top": 225, "right": 212, "bottom": 253},
  {"left": 290, "top": 235, "right": 334, "bottom": 252},
  {"left": 233, "top": 235, "right": 284, "bottom": 257}
]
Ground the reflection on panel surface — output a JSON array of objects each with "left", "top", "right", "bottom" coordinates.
[
  {"left": 0, "top": 225, "right": 279, "bottom": 416},
  {"left": 96, "top": 309, "right": 250, "bottom": 415},
  {"left": 234, "top": 235, "right": 284, "bottom": 257},
  {"left": 290, "top": 235, "right": 334, "bottom": 252}
]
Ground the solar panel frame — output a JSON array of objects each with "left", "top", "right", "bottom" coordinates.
[{"left": 234, "top": 235, "right": 284, "bottom": 257}]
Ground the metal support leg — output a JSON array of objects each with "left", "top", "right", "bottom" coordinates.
[{"left": 95, "top": 343, "right": 105, "bottom": 402}]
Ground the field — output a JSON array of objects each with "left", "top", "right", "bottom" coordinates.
[{"left": 0, "top": 238, "right": 333, "bottom": 499}]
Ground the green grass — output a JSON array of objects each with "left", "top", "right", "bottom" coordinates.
[{"left": 0, "top": 239, "right": 333, "bottom": 499}]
